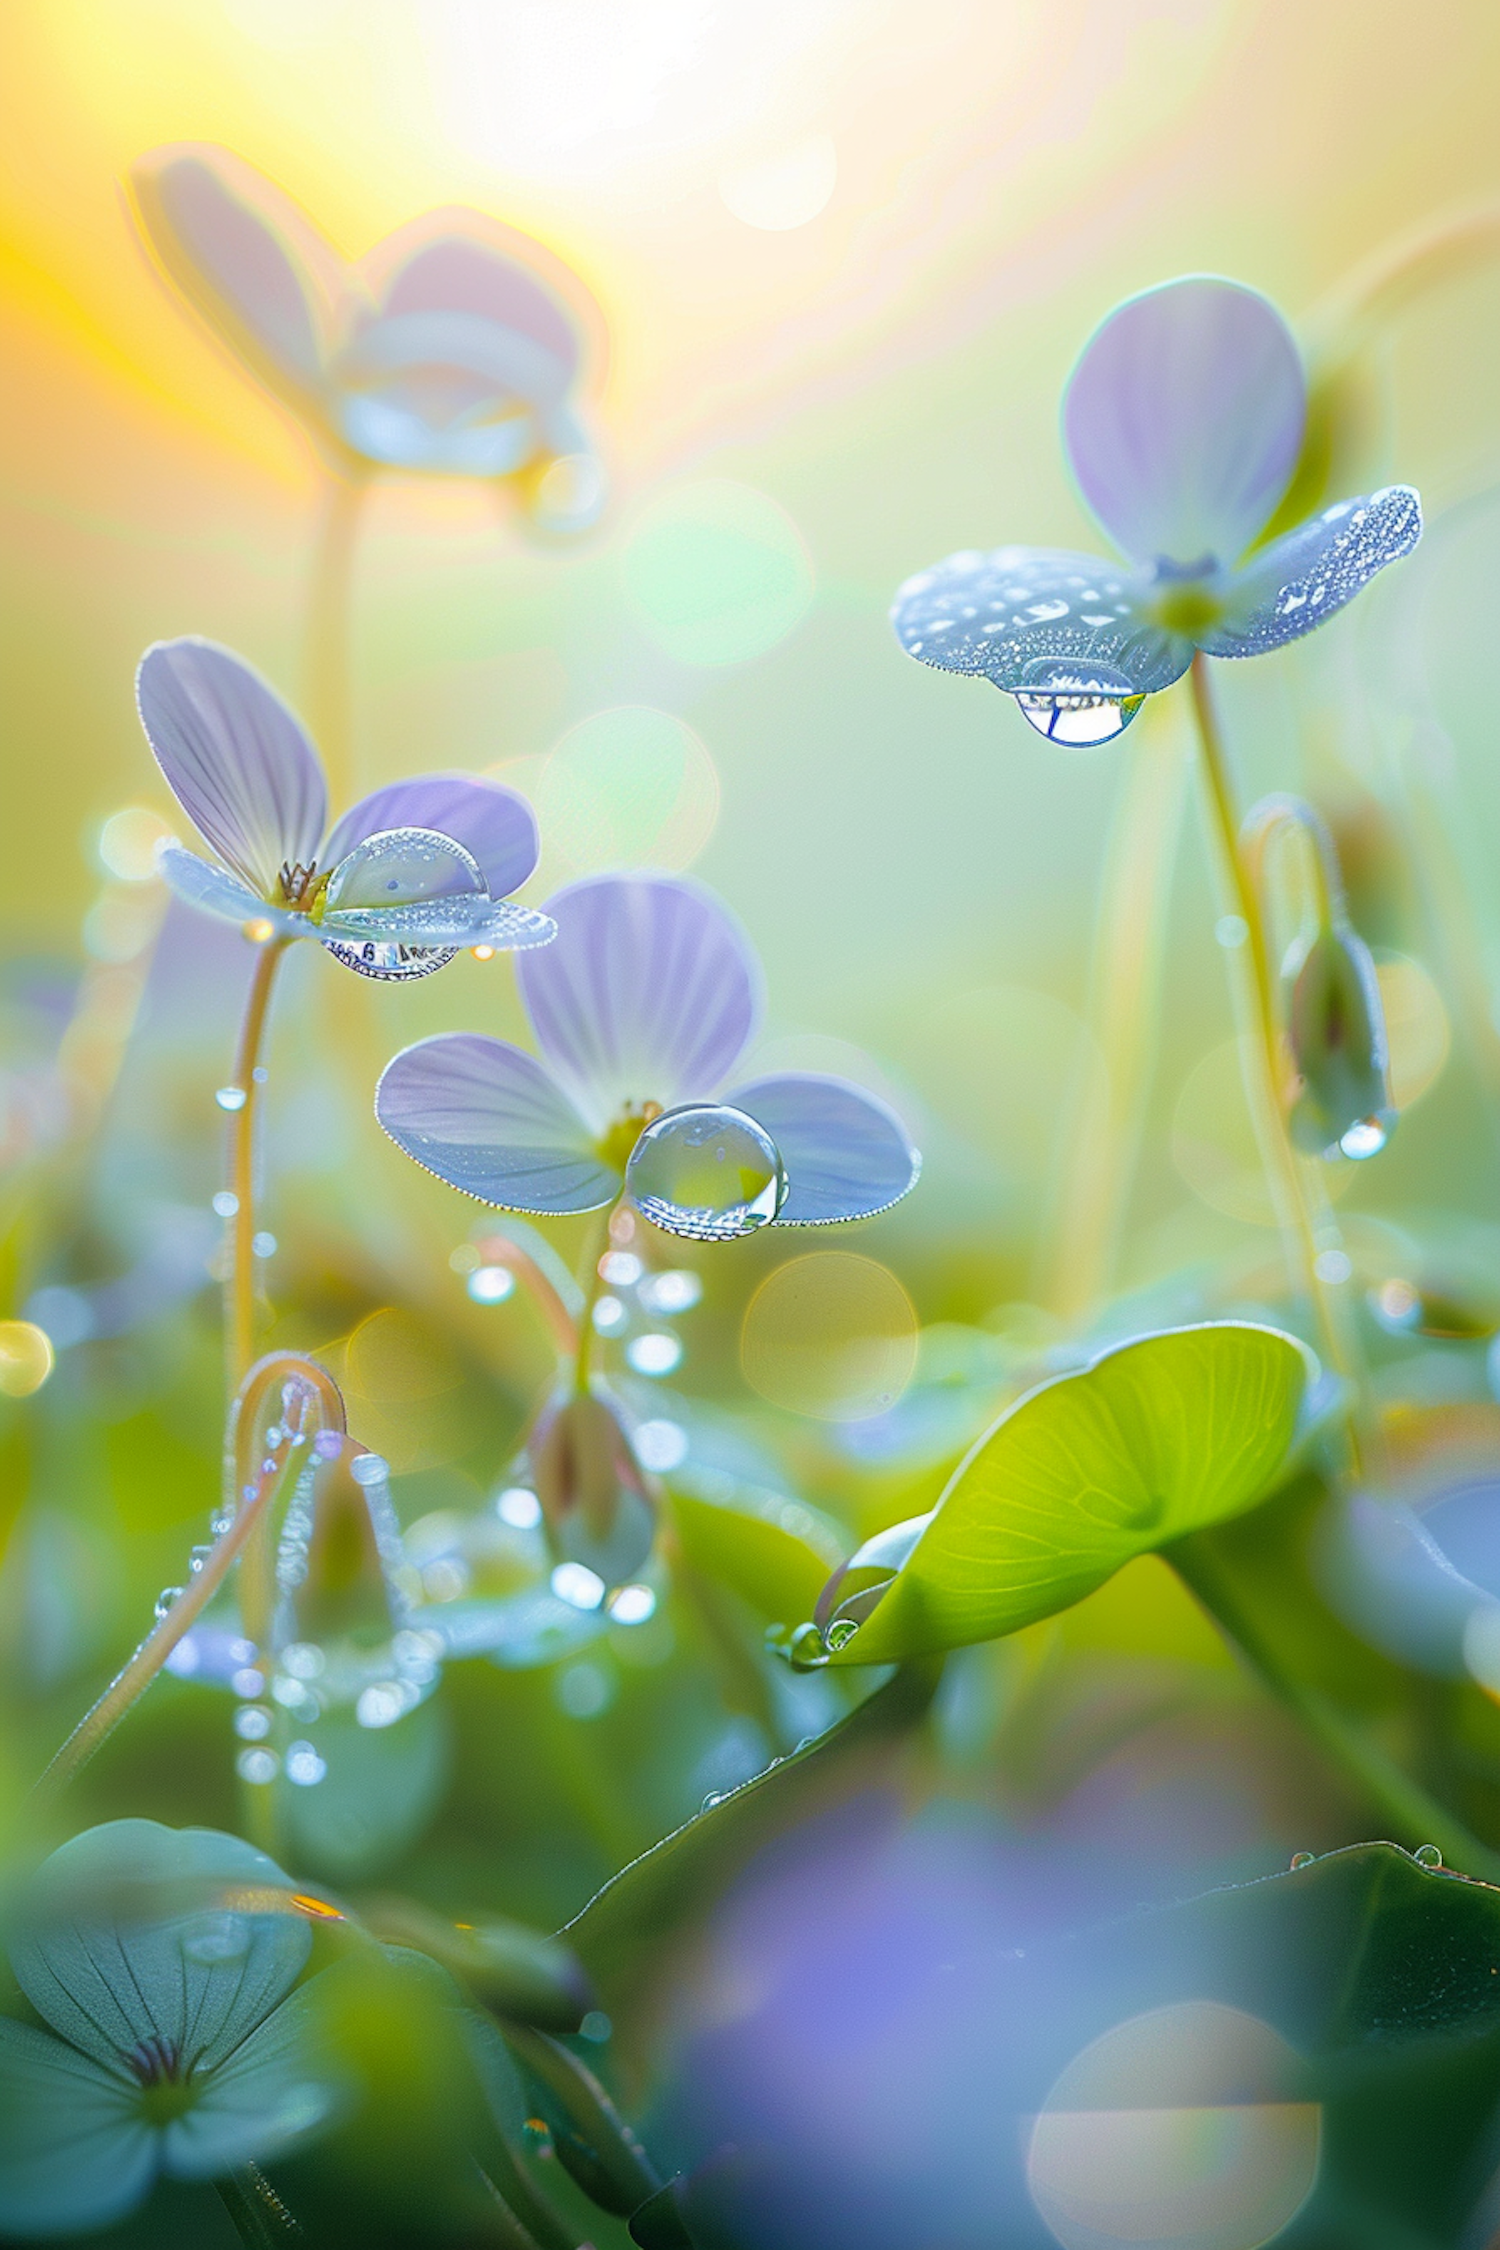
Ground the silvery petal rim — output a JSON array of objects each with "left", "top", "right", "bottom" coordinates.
[
  {"left": 1200, "top": 484, "right": 1423, "bottom": 658},
  {"left": 375, "top": 1033, "right": 619, "bottom": 1215}
]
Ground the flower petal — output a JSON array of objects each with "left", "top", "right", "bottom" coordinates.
[
  {"left": 729, "top": 1074, "right": 921, "bottom": 1224},
  {"left": 890, "top": 546, "right": 1193, "bottom": 697},
  {"left": 129, "top": 144, "right": 337, "bottom": 417},
  {"left": 376, "top": 1034, "right": 618, "bottom": 1213},
  {"left": 160, "top": 1974, "right": 345, "bottom": 2182},
  {"left": 1198, "top": 485, "right": 1422, "bottom": 658},
  {"left": 156, "top": 842, "right": 300, "bottom": 932},
  {"left": 0, "top": 2018, "right": 157, "bottom": 2239},
  {"left": 519, "top": 875, "right": 760, "bottom": 1128},
  {"left": 324, "top": 774, "right": 539, "bottom": 899},
  {"left": 1063, "top": 277, "right": 1305, "bottom": 569},
  {"left": 364, "top": 214, "right": 586, "bottom": 379},
  {"left": 10, "top": 1820, "right": 311, "bottom": 2077},
  {"left": 322, "top": 899, "right": 556, "bottom": 948},
  {"left": 137, "top": 640, "right": 327, "bottom": 896}
]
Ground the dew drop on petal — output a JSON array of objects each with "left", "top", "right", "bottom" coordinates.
[
  {"left": 625, "top": 1104, "right": 787, "bottom": 1242},
  {"left": 1014, "top": 690, "right": 1144, "bottom": 746},
  {"left": 320, "top": 936, "right": 458, "bottom": 982},
  {"left": 216, "top": 1086, "right": 247, "bottom": 1112},
  {"left": 1339, "top": 1116, "right": 1389, "bottom": 1160},
  {"left": 467, "top": 1265, "right": 515, "bottom": 1304},
  {"left": 1414, "top": 1842, "right": 1443, "bottom": 1867},
  {"left": 181, "top": 1912, "right": 251, "bottom": 1964},
  {"left": 237, "top": 1747, "right": 279, "bottom": 1785}
]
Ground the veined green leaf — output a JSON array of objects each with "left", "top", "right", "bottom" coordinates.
[{"left": 824, "top": 1322, "right": 1313, "bottom": 1665}]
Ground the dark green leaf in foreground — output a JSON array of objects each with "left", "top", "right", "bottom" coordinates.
[{"left": 820, "top": 1321, "right": 1312, "bottom": 1665}]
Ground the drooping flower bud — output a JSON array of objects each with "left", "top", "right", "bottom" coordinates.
[
  {"left": 1284, "top": 919, "right": 1393, "bottom": 1161},
  {"left": 530, "top": 1388, "right": 656, "bottom": 1588}
]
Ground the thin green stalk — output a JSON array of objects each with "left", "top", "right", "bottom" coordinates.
[
  {"left": 225, "top": 938, "right": 290, "bottom": 1399},
  {"left": 214, "top": 2166, "right": 302, "bottom": 2245},
  {"left": 1170, "top": 1531, "right": 1500, "bottom": 1882},
  {"left": 572, "top": 1208, "right": 617, "bottom": 1395},
  {"left": 498, "top": 2020, "right": 660, "bottom": 2214},
  {"left": 1186, "top": 659, "right": 1371, "bottom": 1465}
]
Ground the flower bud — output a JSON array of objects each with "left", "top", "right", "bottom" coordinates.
[
  {"left": 280, "top": 1435, "right": 410, "bottom": 1645},
  {"left": 530, "top": 1389, "right": 656, "bottom": 1588},
  {"left": 1284, "top": 920, "right": 1393, "bottom": 1161}
]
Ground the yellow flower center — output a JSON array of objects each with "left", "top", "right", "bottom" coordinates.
[{"left": 597, "top": 1100, "right": 663, "bottom": 1174}]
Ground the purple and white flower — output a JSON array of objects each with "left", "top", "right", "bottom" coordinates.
[
  {"left": 375, "top": 873, "right": 920, "bottom": 1239},
  {"left": 131, "top": 143, "right": 605, "bottom": 531},
  {"left": 139, "top": 638, "right": 554, "bottom": 981},
  {"left": 892, "top": 275, "right": 1421, "bottom": 744}
]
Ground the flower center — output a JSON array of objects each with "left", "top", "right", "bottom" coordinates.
[
  {"left": 279, "top": 861, "right": 331, "bottom": 916},
  {"left": 597, "top": 1100, "right": 664, "bottom": 1175},
  {"left": 1145, "top": 560, "right": 1225, "bottom": 639},
  {"left": 126, "top": 2034, "right": 202, "bottom": 2123}
]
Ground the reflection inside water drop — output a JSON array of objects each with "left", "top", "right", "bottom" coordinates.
[
  {"left": 625, "top": 1105, "right": 787, "bottom": 1242},
  {"left": 1014, "top": 690, "right": 1144, "bottom": 746},
  {"left": 181, "top": 1911, "right": 251, "bottom": 1964},
  {"left": 1338, "top": 1116, "right": 1389, "bottom": 1160}
]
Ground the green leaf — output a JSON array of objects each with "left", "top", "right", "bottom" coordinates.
[
  {"left": 825, "top": 1322, "right": 1312, "bottom": 1664},
  {"left": 665, "top": 1470, "right": 845, "bottom": 1621},
  {"left": 562, "top": 1664, "right": 939, "bottom": 2028}
]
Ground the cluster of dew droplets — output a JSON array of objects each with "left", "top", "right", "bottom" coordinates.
[{"left": 625, "top": 1104, "right": 788, "bottom": 1242}]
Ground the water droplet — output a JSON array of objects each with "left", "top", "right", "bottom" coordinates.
[
  {"left": 321, "top": 825, "right": 485, "bottom": 982},
  {"left": 154, "top": 1586, "right": 184, "bottom": 1620},
  {"left": 182, "top": 1912, "right": 250, "bottom": 1964},
  {"left": 285, "top": 1740, "right": 328, "bottom": 1787},
  {"left": 701, "top": 1790, "right": 729, "bottom": 1810},
  {"left": 1414, "top": 1843, "right": 1444, "bottom": 1868},
  {"left": 626, "top": 1332, "right": 683, "bottom": 1377},
  {"left": 350, "top": 1453, "right": 389, "bottom": 1488},
  {"left": 188, "top": 1544, "right": 214, "bottom": 1574},
  {"left": 231, "top": 1666, "right": 265, "bottom": 1699},
  {"left": 522, "top": 2118, "right": 555, "bottom": 2158},
  {"left": 592, "top": 1293, "right": 628, "bottom": 1334},
  {"left": 1339, "top": 1117, "right": 1389, "bottom": 1161},
  {"left": 639, "top": 1268, "right": 702, "bottom": 1316},
  {"left": 608, "top": 1583, "right": 657, "bottom": 1626},
  {"left": 467, "top": 1264, "right": 515, "bottom": 1305},
  {"left": 824, "top": 1618, "right": 860, "bottom": 1650},
  {"left": 212, "top": 1190, "right": 239, "bottom": 1217},
  {"left": 252, "top": 1232, "right": 277, "bottom": 1259},
  {"left": 496, "top": 1486, "right": 542, "bottom": 1529},
  {"left": 235, "top": 1704, "right": 272, "bottom": 1741},
  {"left": 1215, "top": 915, "right": 1249, "bottom": 949},
  {"left": 625, "top": 1104, "right": 787, "bottom": 1242},
  {"left": 215, "top": 1086, "right": 247, "bottom": 1112},
  {"left": 1289, "top": 1851, "right": 1316, "bottom": 1870},
  {"left": 551, "top": 1561, "right": 607, "bottom": 1612},
  {"left": 785, "top": 1621, "right": 829, "bottom": 1671},
  {"left": 633, "top": 1417, "right": 688, "bottom": 1472},
  {"left": 1314, "top": 1248, "right": 1354, "bottom": 1285},
  {"left": 1014, "top": 690, "right": 1144, "bottom": 746},
  {"left": 579, "top": 2010, "right": 612, "bottom": 2043},
  {"left": 321, "top": 935, "right": 458, "bottom": 981},
  {"left": 600, "top": 1251, "right": 643, "bottom": 1286},
  {"left": 236, "top": 1746, "right": 278, "bottom": 1785}
]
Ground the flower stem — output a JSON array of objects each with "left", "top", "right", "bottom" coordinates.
[
  {"left": 304, "top": 463, "right": 370, "bottom": 806},
  {"left": 225, "top": 938, "right": 289, "bottom": 1399},
  {"left": 1186, "top": 657, "right": 1369, "bottom": 1463},
  {"left": 473, "top": 1231, "right": 582, "bottom": 1361},
  {"left": 214, "top": 2166, "right": 302, "bottom": 2245},
  {"left": 498, "top": 2019, "right": 660, "bottom": 2214},
  {"left": 572, "top": 1208, "right": 617, "bottom": 1395},
  {"left": 1169, "top": 1531, "right": 1500, "bottom": 1881}
]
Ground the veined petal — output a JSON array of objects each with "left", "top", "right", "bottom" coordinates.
[
  {"left": 519, "top": 875, "right": 761, "bottom": 1128},
  {"left": 376, "top": 1034, "right": 618, "bottom": 1213},
  {"left": 137, "top": 640, "right": 327, "bottom": 896},
  {"left": 160, "top": 1975, "right": 345, "bottom": 2182},
  {"left": 156, "top": 842, "right": 300, "bottom": 933},
  {"left": 0, "top": 2018, "right": 156, "bottom": 2239},
  {"left": 730, "top": 1074, "right": 921, "bottom": 1224},
  {"left": 890, "top": 546, "right": 1193, "bottom": 699},
  {"left": 1199, "top": 485, "right": 1423, "bottom": 658},
  {"left": 129, "top": 145, "right": 338, "bottom": 419},
  {"left": 322, "top": 898, "right": 556, "bottom": 948},
  {"left": 325, "top": 774, "right": 539, "bottom": 899},
  {"left": 10, "top": 1820, "right": 310, "bottom": 2077},
  {"left": 1063, "top": 276, "right": 1305, "bottom": 569}
]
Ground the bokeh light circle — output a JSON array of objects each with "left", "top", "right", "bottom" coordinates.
[
  {"left": 1377, "top": 953, "right": 1450, "bottom": 1110},
  {"left": 740, "top": 1252, "right": 918, "bottom": 1421},
  {"left": 1026, "top": 2001, "right": 1320, "bottom": 2250},
  {"left": 97, "top": 806, "right": 172, "bottom": 882},
  {"left": 622, "top": 478, "right": 814, "bottom": 666},
  {"left": 535, "top": 706, "right": 719, "bottom": 873},
  {"left": 0, "top": 1321, "right": 55, "bottom": 1397},
  {"left": 1172, "top": 1039, "right": 1359, "bottom": 1224}
]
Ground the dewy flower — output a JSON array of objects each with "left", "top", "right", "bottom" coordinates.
[
  {"left": 891, "top": 275, "right": 1421, "bottom": 744},
  {"left": 0, "top": 1820, "right": 342, "bottom": 2238},
  {"left": 375, "top": 873, "right": 920, "bottom": 1240},
  {"left": 130, "top": 143, "right": 605, "bottom": 531},
  {"left": 139, "top": 637, "right": 555, "bottom": 980}
]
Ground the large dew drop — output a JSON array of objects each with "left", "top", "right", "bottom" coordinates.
[
  {"left": 1014, "top": 690, "right": 1144, "bottom": 745},
  {"left": 1338, "top": 1116, "right": 1389, "bottom": 1160},
  {"left": 625, "top": 1104, "right": 787, "bottom": 1242},
  {"left": 321, "top": 825, "right": 485, "bottom": 982}
]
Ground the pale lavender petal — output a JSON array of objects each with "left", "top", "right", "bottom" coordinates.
[
  {"left": 730, "top": 1074, "right": 921, "bottom": 1225},
  {"left": 376, "top": 1034, "right": 617, "bottom": 1213},
  {"left": 372, "top": 218, "right": 583, "bottom": 377},
  {"left": 1199, "top": 485, "right": 1422, "bottom": 658},
  {"left": 519, "top": 875, "right": 760, "bottom": 1129},
  {"left": 130, "top": 145, "right": 334, "bottom": 413},
  {"left": 890, "top": 545, "right": 1192, "bottom": 700},
  {"left": 1063, "top": 277, "right": 1305, "bottom": 570},
  {"left": 137, "top": 640, "right": 327, "bottom": 896},
  {"left": 325, "top": 774, "right": 539, "bottom": 898},
  {"left": 156, "top": 842, "right": 301, "bottom": 933}
]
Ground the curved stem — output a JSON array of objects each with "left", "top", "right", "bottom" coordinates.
[
  {"left": 1186, "top": 659, "right": 1370, "bottom": 1467},
  {"left": 572, "top": 1208, "right": 617, "bottom": 1395},
  {"left": 1169, "top": 1533, "right": 1500, "bottom": 1882},
  {"left": 225, "top": 940, "right": 289, "bottom": 1398},
  {"left": 303, "top": 464, "right": 371, "bottom": 806}
]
